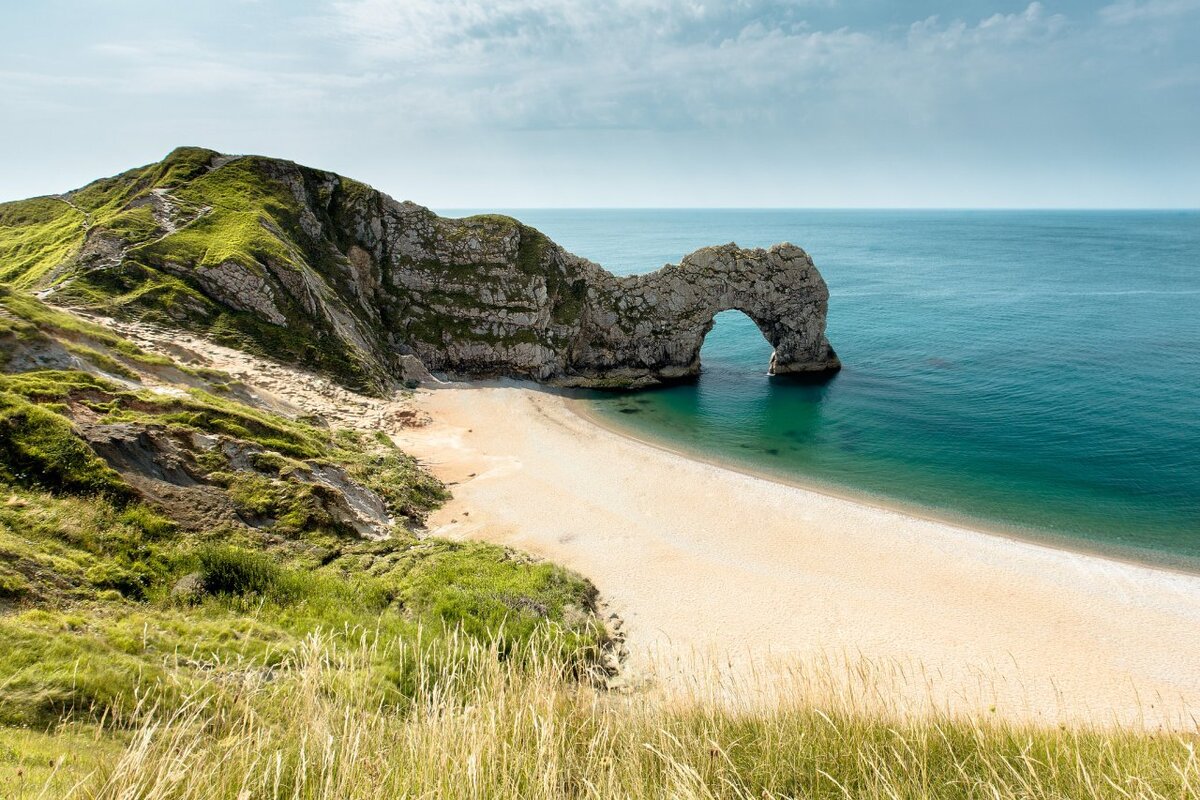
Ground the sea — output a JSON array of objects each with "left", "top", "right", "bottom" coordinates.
[{"left": 443, "top": 209, "right": 1200, "bottom": 571}]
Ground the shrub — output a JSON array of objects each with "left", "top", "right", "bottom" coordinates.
[{"left": 198, "top": 546, "right": 280, "bottom": 597}]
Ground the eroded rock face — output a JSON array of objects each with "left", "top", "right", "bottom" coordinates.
[
  {"left": 566, "top": 242, "right": 840, "bottom": 387},
  {"left": 34, "top": 149, "right": 840, "bottom": 390},
  {"left": 327, "top": 191, "right": 840, "bottom": 388},
  {"left": 75, "top": 421, "right": 395, "bottom": 538}
]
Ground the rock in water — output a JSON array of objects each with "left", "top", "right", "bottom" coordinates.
[{"left": 556, "top": 241, "right": 841, "bottom": 387}]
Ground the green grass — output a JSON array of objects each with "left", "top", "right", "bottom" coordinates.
[
  {"left": 0, "top": 290, "right": 605, "bottom": 737},
  {"left": 0, "top": 487, "right": 176, "bottom": 605},
  {"left": 141, "top": 146, "right": 219, "bottom": 189},
  {"left": 128, "top": 153, "right": 314, "bottom": 273},
  {"left": 196, "top": 544, "right": 282, "bottom": 595},
  {"left": 0, "top": 724, "right": 123, "bottom": 798},
  {"left": 0, "top": 495, "right": 604, "bottom": 728},
  {"left": 0, "top": 197, "right": 86, "bottom": 287},
  {"left": 0, "top": 284, "right": 180, "bottom": 370},
  {"left": 3, "top": 631, "right": 1195, "bottom": 800},
  {"left": 0, "top": 450, "right": 599, "bottom": 725},
  {"left": 0, "top": 392, "right": 131, "bottom": 499},
  {"left": 100, "top": 204, "right": 159, "bottom": 243},
  {"left": 59, "top": 342, "right": 139, "bottom": 379}
]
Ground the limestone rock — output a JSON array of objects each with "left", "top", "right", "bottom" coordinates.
[
  {"left": 321, "top": 189, "right": 841, "bottom": 388},
  {"left": 22, "top": 148, "right": 840, "bottom": 390}
]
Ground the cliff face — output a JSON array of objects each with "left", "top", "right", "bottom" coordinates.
[{"left": 0, "top": 147, "right": 839, "bottom": 391}]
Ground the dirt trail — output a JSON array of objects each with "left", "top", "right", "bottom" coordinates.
[{"left": 77, "top": 313, "right": 428, "bottom": 436}]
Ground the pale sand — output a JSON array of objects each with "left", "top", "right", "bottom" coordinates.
[
  {"left": 81, "top": 315, "right": 1200, "bottom": 729},
  {"left": 394, "top": 382, "right": 1200, "bottom": 729}
]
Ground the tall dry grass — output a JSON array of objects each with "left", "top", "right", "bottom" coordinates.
[{"left": 38, "top": 630, "right": 1200, "bottom": 799}]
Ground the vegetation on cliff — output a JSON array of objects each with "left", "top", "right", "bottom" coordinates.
[
  {"left": 0, "top": 146, "right": 587, "bottom": 393},
  {"left": 0, "top": 291, "right": 606, "bottom": 750},
  {"left": 0, "top": 147, "right": 390, "bottom": 391},
  {"left": 0, "top": 147, "right": 838, "bottom": 393}
]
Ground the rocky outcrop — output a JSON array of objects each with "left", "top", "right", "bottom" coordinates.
[
  {"left": 192, "top": 261, "right": 289, "bottom": 326},
  {"left": 76, "top": 421, "right": 396, "bottom": 538},
  {"left": 551, "top": 242, "right": 839, "bottom": 387},
  {"left": 309, "top": 172, "right": 839, "bottom": 388},
  {"left": 15, "top": 148, "right": 840, "bottom": 390},
  {"left": 350, "top": 199, "right": 840, "bottom": 387}
]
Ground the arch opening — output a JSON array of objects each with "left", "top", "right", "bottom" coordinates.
[{"left": 697, "top": 309, "right": 776, "bottom": 379}]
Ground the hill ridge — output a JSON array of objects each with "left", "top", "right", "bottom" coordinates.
[{"left": 1, "top": 148, "right": 838, "bottom": 393}]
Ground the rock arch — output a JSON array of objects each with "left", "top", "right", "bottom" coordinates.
[{"left": 560, "top": 243, "right": 841, "bottom": 387}]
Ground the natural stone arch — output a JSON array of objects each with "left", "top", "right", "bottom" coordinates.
[{"left": 560, "top": 242, "right": 841, "bottom": 387}]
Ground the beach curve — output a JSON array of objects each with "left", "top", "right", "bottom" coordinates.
[{"left": 394, "top": 381, "right": 1200, "bottom": 730}]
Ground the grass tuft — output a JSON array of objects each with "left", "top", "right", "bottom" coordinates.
[
  {"left": 197, "top": 545, "right": 280, "bottom": 597},
  {"left": 0, "top": 391, "right": 130, "bottom": 499}
]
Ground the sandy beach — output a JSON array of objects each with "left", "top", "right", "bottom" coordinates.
[
  {"left": 99, "top": 316, "right": 1200, "bottom": 730},
  {"left": 394, "top": 382, "right": 1200, "bottom": 729}
]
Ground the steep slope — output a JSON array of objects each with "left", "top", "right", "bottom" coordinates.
[
  {"left": 1, "top": 148, "right": 402, "bottom": 392},
  {"left": 0, "top": 288, "right": 608, "bottom": 727},
  {"left": 0, "top": 148, "right": 838, "bottom": 392}
]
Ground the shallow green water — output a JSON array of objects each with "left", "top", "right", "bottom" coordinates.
[{"left": 451, "top": 209, "right": 1200, "bottom": 569}]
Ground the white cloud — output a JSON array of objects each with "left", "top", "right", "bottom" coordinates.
[
  {"left": 908, "top": 2, "right": 1066, "bottom": 50},
  {"left": 2, "top": 0, "right": 1195, "bottom": 206},
  {"left": 49, "top": 38, "right": 387, "bottom": 104},
  {"left": 312, "top": 1, "right": 1082, "bottom": 133},
  {"left": 1099, "top": 0, "right": 1200, "bottom": 24}
]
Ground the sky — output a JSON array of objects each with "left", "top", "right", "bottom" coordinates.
[{"left": 1, "top": 0, "right": 1197, "bottom": 208}]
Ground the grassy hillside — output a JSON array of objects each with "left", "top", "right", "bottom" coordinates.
[
  {"left": 0, "top": 148, "right": 394, "bottom": 391},
  {"left": 0, "top": 290, "right": 607, "bottom": 775},
  {"left": 5, "top": 632, "right": 1199, "bottom": 799}
]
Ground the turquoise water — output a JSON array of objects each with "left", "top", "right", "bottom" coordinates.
[{"left": 452, "top": 210, "right": 1200, "bottom": 569}]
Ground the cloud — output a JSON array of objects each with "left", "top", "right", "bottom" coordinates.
[
  {"left": 325, "top": 0, "right": 826, "bottom": 60},
  {"left": 1099, "top": 0, "right": 1200, "bottom": 24},
  {"left": 313, "top": 1, "right": 1084, "bottom": 134},
  {"left": 12, "top": 1, "right": 1185, "bottom": 139},
  {"left": 1, "top": 0, "right": 1195, "bottom": 206},
  {"left": 907, "top": 2, "right": 1067, "bottom": 50},
  {"left": 24, "top": 37, "right": 386, "bottom": 105}
]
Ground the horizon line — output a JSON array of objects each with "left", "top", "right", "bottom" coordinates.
[
  {"left": 4, "top": 185, "right": 1197, "bottom": 214},
  {"left": 433, "top": 206, "right": 1200, "bottom": 213}
]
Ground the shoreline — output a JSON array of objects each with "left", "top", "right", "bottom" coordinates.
[
  {"left": 397, "top": 382, "right": 1200, "bottom": 730},
  {"left": 97, "top": 315, "right": 1200, "bottom": 730},
  {"left": 571, "top": 398, "right": 1200, "bottom": 581}
]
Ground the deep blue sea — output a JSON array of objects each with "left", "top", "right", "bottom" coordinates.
[{"left": 447, "top": 210, "right": 1200, "bottom": 570}]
